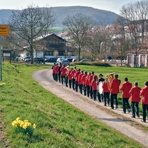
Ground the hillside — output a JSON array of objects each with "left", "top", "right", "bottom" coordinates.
[{"left": 0, "top": 6, "right": 120, "bottom": 27}]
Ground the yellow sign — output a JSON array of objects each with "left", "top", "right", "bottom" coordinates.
[{"left": 0, "top": 25, "right": 9, "bottom": 36}]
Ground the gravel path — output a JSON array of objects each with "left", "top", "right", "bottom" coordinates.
[{"left": 32, "top": 68, "right": 148, "bottom": 148}]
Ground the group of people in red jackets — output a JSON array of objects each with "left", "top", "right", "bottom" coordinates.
[{"left": 52, "top": 63, "right": 148, "bottom": 123}]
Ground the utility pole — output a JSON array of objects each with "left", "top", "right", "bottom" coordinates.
[
  {"left": 0, "top": 37, "right": 2, "bottom": 80},
  {"left": 0, "top": 25, "right": 9, "bottom": 81}
]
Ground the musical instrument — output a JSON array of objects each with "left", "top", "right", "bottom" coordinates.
[{"left": 98, "top": 81, "right": 103, "bottom": 94}]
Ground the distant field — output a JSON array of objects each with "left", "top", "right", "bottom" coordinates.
[{"left": 0, "top": 62, "right": 146, "bottom": 148}]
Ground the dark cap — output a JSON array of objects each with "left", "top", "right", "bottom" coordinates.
[{"left": 99, "top": 74, "right": 103, "bottom": 77}]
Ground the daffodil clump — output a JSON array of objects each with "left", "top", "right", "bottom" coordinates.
[
  {"left": 0, "top": 82, "right": 5, "bottom": 86},
  {"left": 12, "top": 117, "right": 36, "bottom": 137}
]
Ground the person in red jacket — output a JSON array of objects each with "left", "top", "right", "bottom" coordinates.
[
  {"left": 120, "top": 77, "right": 132, "bottom": 113},
  {"left": 140, "top": 81, "right": 148, "bottom": 122},
  {"left": 85, "top": 72, "right": 91, "bottom": 97},
  {"left": 129, "top": 82, "right": 141, "bottom": 118},
  {"left": 78, "top": 71, "right": 84, "bottom": 94},
  {"left": 67, "top": 68, "right": 73, "bottom": 88},
  {"left": 91, "top": 75, "right": 97, "bottom": 101},
  {"left": 53, "top": 63, "right": 59, "bottom": 81},
  {"left": 89, "top": 71, "right": 94, "bottom": 99},
  {"left": 81, "top": 71, "right": 87, "bottom": 96},
  {"left": 110, "top": 74, "right": 121, "bottom": 109},
  {"left": 60, "top": 65, "right": 67, "bottom": 84},
  {"left": 75, "top": 69, "right": 81, "bottom": 92},
  {"left": 102, "top": 78, "right": 110, "bottom": 106}
]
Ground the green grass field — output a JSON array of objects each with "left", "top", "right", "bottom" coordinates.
[{"left": 0, "top": 62, "right": 147, "bottom": 148}]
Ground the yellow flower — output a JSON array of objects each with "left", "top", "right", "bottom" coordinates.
[
  {"left": 16, "top": 117, "right": 20, "bottom": 121},
  {"left": 33, "top": 124, "right": 36, "bottom": 129}
]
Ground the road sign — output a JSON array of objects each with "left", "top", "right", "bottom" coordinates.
[{"left": 0, "top": 25, "right": 9, "bottom": 36}]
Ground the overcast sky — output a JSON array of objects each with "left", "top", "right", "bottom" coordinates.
[{"left": 0, "top": 0, "right": 142, "bottom": 14}]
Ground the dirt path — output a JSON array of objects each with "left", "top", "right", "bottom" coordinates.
[{"left": 32, "top": 68, "right": 148, "bottom": 148}]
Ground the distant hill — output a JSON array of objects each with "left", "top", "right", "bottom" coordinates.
[{"left": 0, "top": 6, "right": 120, "bottom": 27}]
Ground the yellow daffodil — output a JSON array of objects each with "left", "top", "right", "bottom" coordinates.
[{"left": 33, "top": 124, "right": 36, "bottom": 129}]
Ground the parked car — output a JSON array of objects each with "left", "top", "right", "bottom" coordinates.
[
  {"left": 61, "top": 59, "right": 69, "bottom": 66},
  {"left": 79, "top": 59, "right": 91, "bottom": 63},
  {"left": 66, "top": 58, "right": 73, "bottom": 63},
  {"left": 23, "top": 56, "right": 31, "bottom": 62},
  {"left": 45, "top": 57, "right": 57, "bottom": 63},
  {"left": 33, "top": 57, "right": 44, "bottom": 63},
  {"left": 56, "top": 58, "right": 64, "bottom": 64}
]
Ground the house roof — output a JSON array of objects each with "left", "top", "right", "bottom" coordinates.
[
  {"left": 33, "top": 33, "right": 66, "bottom": 42},
  {"left": 127, "top": 49, "right": 148, "bottom": 54}
]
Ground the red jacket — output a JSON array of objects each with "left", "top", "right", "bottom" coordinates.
[
  {"left": 85, "top": 75, "right": 90, "bottom": 86},
  {"left": 110, "top": 78, "right": 121, "bottom": 94},
  {"left": 129, "top": 86, "right": 141, "bottom": 102},
  {"left": 68, "top": 70, "right": 72, "bottom": 80},
  {"left": 102, "top": 81, "right": 110, "bottom": 93},
  {"left": 53, "top": 65, "right": 59, "bottom": 74},
  {"left": 91, "top": 81, "right": 97, "bottom": 90},
  {"left": 75, "top": 71, "right": 80, "bottom": 81},
  {"left": 60, "top": 66, "right": 67, "bottom": 76},
  {"left": 120, "top": 81, "right": 132, "bottom": 98},
  {"left": 89, "top": 74, "right": 94, "bottom": 86},
  {"left": 81, "top": 74, "right": 86, "bottom": 85},
  {"left": 140, "top": 86, "right": 148, "bottom": 104}
]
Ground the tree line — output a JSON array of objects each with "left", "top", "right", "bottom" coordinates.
[{"left": 2, "top": 1, "right": 148, "bottom": 65}]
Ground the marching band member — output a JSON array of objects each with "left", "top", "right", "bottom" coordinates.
[
  {"left": 140, "top": 81, "right": 148, "bottom": 122},
  {"left": 67, "top": 68, "right": 73, "bottom": 88},
  {"left": 102, "top": 78, "right": 110, "bottom": 106},
  {"left": 82, "top": 71, "right": 87, "bottom": 96},
  {"left": 97, "top": 74, "right": 105, "bottom": 102},
  {"left": 110, "top": 74, "right": 121, "bottom": 109},
  {"left": 120, "top": 77, "right": 132, "bottom": 114},
  {"left": 75, "top": 69, "right": 81, "bottom": 92},
  {"left": 91, "top": 75, "right": 98, "bottom": 101},
  {"left": 89, "top": 71, "right": 95, "bottom": 99},
  {"left": 129, "top": 82, "right": 141, "bottom": 118},
  {"left": 78, "top": 71, "right": 84, "bottom": 94},
  {"left": 71, "top": 66, "right": 77, "bottom": 90},
  {"left": 86, "top": 72, "right": 91, "bottom": 97},
  {"left": 60, "top": 65, "right": 67, "bottom": 84}
]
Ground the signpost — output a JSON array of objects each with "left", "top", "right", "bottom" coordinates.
[{"left": 0, "top": 25, "right": 9, "bottom": 81}]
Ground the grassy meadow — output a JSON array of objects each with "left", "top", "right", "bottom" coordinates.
[{"left": 0, "top": 62, "right": 147, "bottom": 148}]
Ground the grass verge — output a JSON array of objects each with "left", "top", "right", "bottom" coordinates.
[{"left": 0, "top": 62, "right": 145, "bottom": 148}]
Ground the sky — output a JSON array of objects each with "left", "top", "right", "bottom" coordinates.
[{"left": 0, "top": 0, "right": 142, "bottom": 14}]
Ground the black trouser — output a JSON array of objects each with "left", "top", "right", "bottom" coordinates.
[
  {"left": 53, "top": 73, "right": 55, "bottom": 80},
  {"left": 54, "top": 74, "right": 58, "bottom": 81},
  {"left": 142, "top": 104, "right": 148, "bottom": 122},
  {"left": 93, "top": 90, "right": 97, "bottom": 101},
  {"left": 104, "top": 92, "right": 110, "bottom": 106},
  {"left": 131, "top": 102, "right": 139, "bottom": 117},
  {"left": 61, "top": 76, "right": 65, "bottom": 84},
  {"left": 68, "top": 80, "right": 72, "bottom": 88},
  {"left": 86, "top": 86, "right": 89, "bottom": 97},
  {"left": 65, "top": 76, "right": 68, "bottom": 87},
  {"left": 90, "top": 87, "right": 93, "bottom": 99},
  {"left": 98, "top": 92, "right": 103, "bottom": 102},
  {"left": 75, "top": 81, "right": 78, "bottom": 92},
  {"left": 72, "top": 78, "right": 75, "bottom": 90},
  {"left": 58, "top": 73, "right": 61, "bottom": 82},
  {"left": 84, "top": 86, "right": 86, "bottom": 96},
  {"left": 111, "top": 94, "right": 118, "bottom": 109},
  {"left": 122, "top": 98, "right": 130, "bottom": 113},
  {"left": 79, "top": 84, "right": 83, "bottom": 94}
]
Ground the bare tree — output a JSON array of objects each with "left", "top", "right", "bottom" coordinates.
[
  {"left": 9, "top": 4, "right": 55, "bottom": 63},
  {"left": 120, "top": 0, "right": 148, "bottom": 66},
  {"left": 63, "top": 13, "right": 93, "bottom": 61}
]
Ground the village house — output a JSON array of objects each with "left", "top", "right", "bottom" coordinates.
[{"left": 20, "top": 33, "right": 75, "bottom": 59}]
